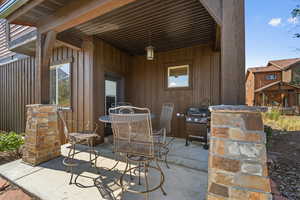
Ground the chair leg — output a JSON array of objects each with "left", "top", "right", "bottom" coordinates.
[
  {"left": 65, "top": 144, "right": 73, "bottom": 173},
  {"left": 120, "top": 156, "right": 129, "bottom": 199},
  {"left": 129, "top": 162, "right": 133, "bottom": 181},
  {"left": 164, "top": 153, "right": 170, "bottom": 169},
  {"left": 144, "top": 161, "right": 149, "bottom": 200},
  {"left": 90, "top": 139, "right": 99, "bottom": 174},
  {"left": 138, "top": 162, "right": 141, "bottom": 185},
  {"left": 155, "top": 159, "right": 167, "bottom": 196},
  {"left": 69, "top": 143, "right": 76, "bottom": 185}
]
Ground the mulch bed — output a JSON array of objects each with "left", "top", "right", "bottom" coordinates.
[
  {"left": 0, "top": 152, "right": 19, "bottom": 165},
  {"left": 267, "top": 130, "right": 300, "bottom": 200},
  {"left": 0, "top": 152, "right": 40, "bottom": 200}
]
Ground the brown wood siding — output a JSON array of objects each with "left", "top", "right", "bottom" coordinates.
[
  {"left": 282, "top": 69, "right": 292, "bottom": 83},
  {"left": 245, "top": 72, "right": 255, "bottom": 106},
  {"left": 93, "top": 38, "right": 131, "bottom": 139},
  {"left": 126, "top": 44, "right": 220, "bottom": 138},
  {"left": 0, "top": 39, "right": 220, "bottom": 141},
  {"left": 0, "top": 57, "right": 35, "bottom": 132},
  {"left": 50, "top": 45, "right": 96, "bottom": 144},
  {"left": 254, "top": 71, "right": 282, "bottom": 90}
]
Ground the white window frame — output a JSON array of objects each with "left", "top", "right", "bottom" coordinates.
[{"left": 50, "top": 62, "right": 71, "bottom": 109}]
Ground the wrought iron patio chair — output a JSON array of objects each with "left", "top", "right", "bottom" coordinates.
[
  {"left": 153, "top": 103, "right": 174, "bottom": 168},
  {"left": 58, "top": 110, "right": 100, "bottom": 185},
  {"left": 109, "top": 106, "right": 167, "bottom": 199},
  {"left": 111, "top": 102, "right": 132, "bottom": 108}
]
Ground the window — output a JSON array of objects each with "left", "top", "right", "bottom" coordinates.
[
  {"left": 293, "top": 68, "right": 300, "bottom": 83},
  {"left": 266, "top": 74, "right": 276, "bottom": 80},
  {"left": 50, "top": 63, "right": 71, "bottom": 108},
  {"left": 167, "top": 65, "right": 190, "bottom": 88}
]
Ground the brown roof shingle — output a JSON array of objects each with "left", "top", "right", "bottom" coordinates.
[
  {"left": 247, "top": 58, "right": 300, "bottom": 74},
  {"left": 247, "top": 65, "right": 281, "bottom": 73},
  {"left": 269, "top": 58, "right": 300, "bottom": 70}
]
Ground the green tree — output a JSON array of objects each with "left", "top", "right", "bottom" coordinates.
[{"left": 292, "top": 5, "right": 300, "bottom": 38}]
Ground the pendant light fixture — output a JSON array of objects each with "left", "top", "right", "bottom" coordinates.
[{"left": 146, "top": 31, "right": 154, "bottom": 60}]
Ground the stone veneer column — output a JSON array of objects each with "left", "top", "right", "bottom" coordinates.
[
  {"left": 22, "top": 104, "right": 61, "bottom": 166},
  {"left": 207, "top": 105, "right": 272, "bottom": 200}
]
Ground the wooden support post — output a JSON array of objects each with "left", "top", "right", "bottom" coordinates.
[
  {"left": 35, "top": 31, "right": 57, "bottom": 104},
  {"left": 221, "top": 0, "right": 245, "bottom": 105},
  {"left": 214, "top": 24, "right": 221, "bottom": 52}
]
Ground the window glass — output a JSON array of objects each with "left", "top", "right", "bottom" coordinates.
[
  {"left": 266, "top": 74, "right": 276, "bottom": 80},
  {"left": 293, "top": 68, "right": 300, "bottom": 83},
  {"left": 50, "top": 63, "right": 71, "bottom": 108},
  {"left": 167, "top": 65, "right": 189, "bottom": 88}
]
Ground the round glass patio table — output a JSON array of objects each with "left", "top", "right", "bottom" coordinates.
[{"left": 99, "top": 113, "right": 155, "bottom": 123}]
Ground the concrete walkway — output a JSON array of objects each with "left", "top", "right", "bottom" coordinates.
[{"left": 0, "top": 139, "right": 208, "bottom": 200}]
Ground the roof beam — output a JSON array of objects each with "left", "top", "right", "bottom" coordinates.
[
  {"left": 7, "top": 0, "right": 45, "bottom": 23},
  {"left": 198, "top": 0, "right": 222, "bottom": 26},
  {"left": 38, "top": 0, "right": 137, "bottom": 34}
]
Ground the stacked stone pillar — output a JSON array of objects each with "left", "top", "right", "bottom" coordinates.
[
  {"left": 22, "top": 104, "right": 61, "bottom": 166},
  {"left": 207, "top": 105, "right": 272, "bottom": 200}
]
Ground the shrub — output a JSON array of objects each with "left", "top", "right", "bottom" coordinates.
[
  {"left": 264, "top": 125, "right": 273, "bottom": 148},
  {"left": 264, "top": 108, "right": 281, "bottom": 121},
  {"left": 0, "top": 131, "right": 24, "bottom": 153}
]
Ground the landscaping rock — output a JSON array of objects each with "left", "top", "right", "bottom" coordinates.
[
  {"left": 0, "top": 178, "right": 9, "bottom": 191},
  {"left": 267, "top": 131, "right": 300, "bottom": 200}
]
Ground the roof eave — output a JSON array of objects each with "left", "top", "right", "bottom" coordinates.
[{"left": 0, "top": 0, "right": 29, "bottom": 19}]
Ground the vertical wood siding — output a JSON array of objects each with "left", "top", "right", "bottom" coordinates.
[
  {"left": 93, "top": 38, "right": 131, "bottom": 139},
  {"left": 126, "top": 44, "right": 221, "bottom": 138},
  {"left": 0, "top": 57, "right": 35, "bottom": 133},
  {"left": 0, "top": 40, "right": 220, "bottom": 140}
]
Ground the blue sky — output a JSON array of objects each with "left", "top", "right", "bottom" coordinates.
[{"left": 246, "top": 0, "right": 300, "bottom": 68}]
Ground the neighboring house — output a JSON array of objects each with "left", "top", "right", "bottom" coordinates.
[
  {"left": 0, "top": 0, "right": 245, "bottom": 140},
  {"left": 246, "top": 58, "right": 300, "bottom": 107}
]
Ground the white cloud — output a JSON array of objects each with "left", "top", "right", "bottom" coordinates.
[
  {"left": 268, "top": 18, "right": 282, "bottom": 27},
  {"left": 170, "top": 82, "right": 177, "bottom": 87},
  {"left": 288, "top": 17, "right": 299, "bottom": 24}
]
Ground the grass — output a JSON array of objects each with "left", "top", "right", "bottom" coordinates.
[{"left": 263, "top": 109, "right": 300, "bottom": 131}]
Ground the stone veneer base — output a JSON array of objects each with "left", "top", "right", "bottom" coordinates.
[
  {"left": 22, "top": 104, "right": 61, "bottom": 166},
  {"left": 207, "top": 105, "right": 272, "bottom": 200}
]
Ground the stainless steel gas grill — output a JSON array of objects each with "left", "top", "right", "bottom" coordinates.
[{"left": 184, "top": 107, "right": 210, "bottom": 149}]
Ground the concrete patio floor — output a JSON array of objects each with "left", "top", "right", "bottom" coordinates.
[{"left": 0, "top": 138, "right": 208, "bottom": 200}]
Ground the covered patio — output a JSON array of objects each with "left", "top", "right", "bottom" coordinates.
[
  {"left": 0, "top": 139, "right": 208, "bottom": 200},
  {"left": 0, "top": 0, "right": 271, "bottom": 200}
]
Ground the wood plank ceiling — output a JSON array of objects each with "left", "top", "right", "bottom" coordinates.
[
  {"left": 12, "top": 0, "right": 216, "bottom": 55},
  {"left": 61, "top": 0, "right": 216, "bottom": 55},
  {"left": 13, "top": 0, "right": 71, "bottom": 26}
]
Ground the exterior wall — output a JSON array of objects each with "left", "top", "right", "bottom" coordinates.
[
  {"left": 127, "top": 44, "right": 221, "bottom": 138},
  {"left": 93, "top": 37, "right": 131, "bottom": 140},
  {"left": 0, "top": 45, "right": 95, "bottom": 139},
  {"left": 0, "top": 39, "right": 129, "bottom": 139},
  {"left": 0, "top": 41, "right": 219, "bottom": 140},
  {"left": 254, "top": 71, "right": 282, "bottom": 90},
  {"left": 0, "top": 57, "right": 36, "bottom": 132},
  {"left": 246, "top": 72, "right": 255, "bottom": 106},
  {"left": 282, "top": 69, "right": 292, "bottom": 83},
  {"left": 291, "top": 63, "right": 300, "bottom": 83}
]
